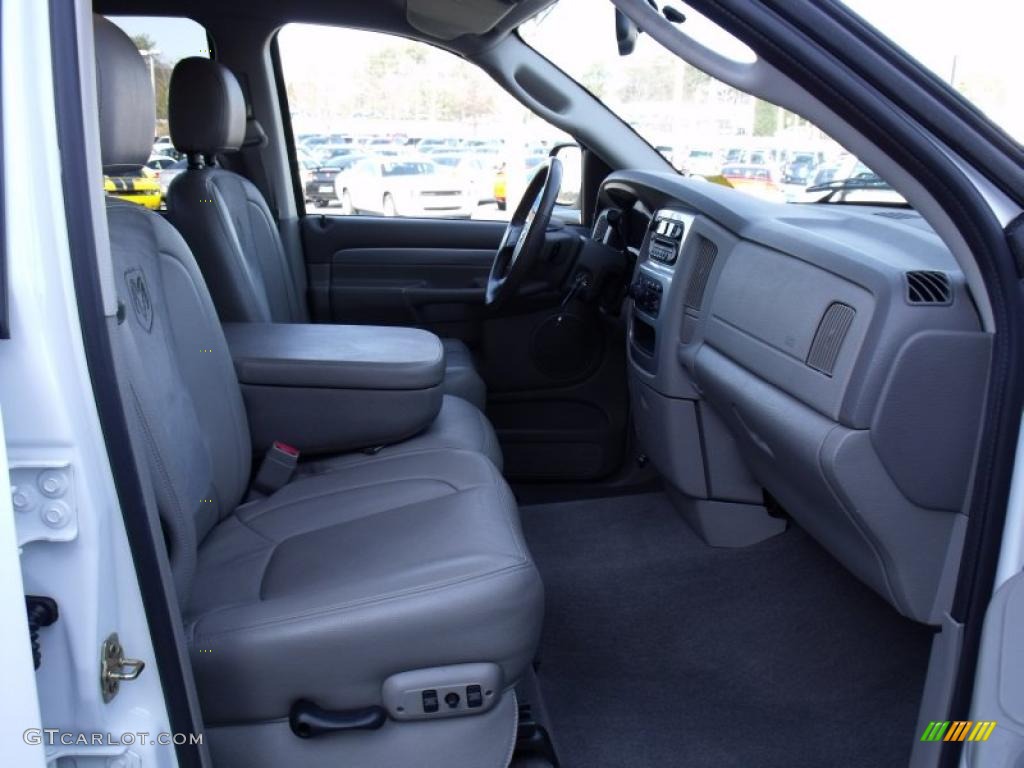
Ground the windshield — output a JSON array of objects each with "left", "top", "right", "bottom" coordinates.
[
  {"left": 843, "top": 1, "right": 1022, "bottom": 144},
  {"left": 520, "top": 0, "right": 904, "bottom": 205}
]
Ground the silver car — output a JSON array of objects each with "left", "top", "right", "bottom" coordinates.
[{"left": 334, "top": 156, "right": 475, "bottom": 217}]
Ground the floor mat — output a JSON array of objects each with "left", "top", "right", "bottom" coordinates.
[{"left": 521, "top": 492, "right": 933, "bottom": 768}]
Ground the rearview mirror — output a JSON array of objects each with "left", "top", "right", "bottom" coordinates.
[{"left": 615, "top": 9, "right": 639, "bottom": 56}]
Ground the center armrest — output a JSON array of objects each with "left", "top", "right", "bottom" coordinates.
[
  {"left": 223, "top": 323, "right": 445, "bottom": 455},
  {"left": 223, "top": 323, "right": 445, "bottom": 390}
]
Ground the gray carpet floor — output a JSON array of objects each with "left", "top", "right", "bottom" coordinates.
[{"left": 520, "top": 492, "right": 932, "bottom": 768}]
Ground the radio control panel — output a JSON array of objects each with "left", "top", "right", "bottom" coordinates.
[{"left": 646, "top": 209, "right": 687, "bottom": 266}]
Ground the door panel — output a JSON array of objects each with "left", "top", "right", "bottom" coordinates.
[
  {"left": 964, "top": 570, "right": 1024, "bottom": 767},
  {"left": 329, "top": 247, "right": 493, "bottom": 327},
  {"left": 300, "top": 213, "right": 628, "bottom": 481},
  {"left": 303, "top": 214, "right": 504, "bottom": 337}
]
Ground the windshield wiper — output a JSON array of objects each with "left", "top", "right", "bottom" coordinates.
[
  {"left": 806, "top": 175, "right": 892, "bottom": 202},
  {"left": 806, "top": 176, "right": 890, "bottom": 193}
]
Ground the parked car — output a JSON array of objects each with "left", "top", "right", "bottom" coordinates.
[
  {"left": 493, "top": 154, "right": 545, "bottom": 210},
  {"left": 145, "top": 154, "right": 177, "bottom": 174},
  {"left": 719, "top": 163, "right": 785, "bottom": 200},
  {"left": 103, "top": 167, "right": 161, "bottom": 209},
  {"left": 151, "top": 134, "right": 174, "bottom": 153},
  {"left": 307, "top": 153, "right": 364, "bottom": 207},
  {"left": 335, "top": 156, "right": 475, "bottom": 217},
  {"left": 310, "top": 144, "right": 358, "bottom": 164},
  {"left": 431, "top": 154, "right": 496, "bottom": 203},
  {"left": 681, "top": 148, "right": 720, "bottom": 176},
  {"left": 417, "top": 137, "right": 462, "bottom": 153},
  {"left": 156, "top": 157, "right": 187, "bottom": 197},
  {"left": 781, "top": 152, "right": 819, "bottom": 184}
]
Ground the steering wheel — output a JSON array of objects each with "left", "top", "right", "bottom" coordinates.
[{"left": 486, "top": 157, "right": 563, "bottom": 307}]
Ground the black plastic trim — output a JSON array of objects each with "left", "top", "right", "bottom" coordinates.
[
  {"left": 681, "top": 1, "right": 1023, "bottom": 762},
  {"left": 48, "top": 6, "right": 206, "bottom": 766},
  {"left": 269, "top": 33, "right": 305, "bottom": 216}
]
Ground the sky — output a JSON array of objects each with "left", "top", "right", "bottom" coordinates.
[
  {"left": 844, "top": 0, "right": 1023, "bottom": 137},
  {"left": 108, "top": 16, "right": 208, "bottom": 63}
]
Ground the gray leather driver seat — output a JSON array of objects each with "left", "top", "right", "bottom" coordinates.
[
  {"left": 164, "top": 56, "right": 487, "bottom": 411},
  {"left": 94, "top": 16, "right": 541, "bottom": 767}
]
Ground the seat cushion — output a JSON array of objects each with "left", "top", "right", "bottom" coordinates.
[
  {"left": 186, "top": 449, "right": 543, "bottom": 724},
  {"left": 440, "top": 338, "right": 487, "bottom": 410},
  {"left": 299, "top": 395, "right": 502, "bottom": 473}
]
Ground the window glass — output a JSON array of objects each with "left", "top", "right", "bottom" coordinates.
[
  {"left": 520, "top": 0, "right": 905, "bottom": 205},
  {"left": 843, "top": 0, "right": 1023, "bottom": 144},
  {"left": 277, "top": 24, "right": 572, "bottom": 219},
  {"left": 105, "top": 16, "right": 210, "bottom": 209}
]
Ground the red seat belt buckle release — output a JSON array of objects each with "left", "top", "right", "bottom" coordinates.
[
  {"left": 273, "top": 441, "right": 299, "bottom": 458},
  {"left": 251, "top": 441, "right": 300, "bottom": 497}
]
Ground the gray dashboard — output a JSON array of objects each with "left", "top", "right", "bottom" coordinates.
[{"left": 604, "top": 170, "right": 991, "bottom": 624}]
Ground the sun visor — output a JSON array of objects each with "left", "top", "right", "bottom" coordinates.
[{"left": 406, "top": 0, "right": 518, "bottom": 40}]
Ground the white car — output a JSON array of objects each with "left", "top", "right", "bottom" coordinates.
[
  {"left": 430, "top": 154, "right": 496, "bottom": 204},
  {"left": 335, "top": 157, "right": 475, "bottom": 217},
  {"left": 151, "top": 135, "right": 177, "bottom": 158},
  {"left": 681, "top": 148, "right": 720, "bottom": 177}
]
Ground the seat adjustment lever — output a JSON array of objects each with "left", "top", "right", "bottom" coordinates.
[{"left": 289, "top": 699, "right": 387, "bottom": 738}]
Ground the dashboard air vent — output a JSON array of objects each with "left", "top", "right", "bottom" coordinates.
[
  {"left": 684, "top": 236, "right": 718, "bottom": 310},
  {"left": 905, "top": 271, "right": 952, "bottom": 305},
  {"left": 592, "top": 210, "right": 610, "bottom": 242},
  {"left": 807, "top": 302, "right": 856, "bottom": 376}
]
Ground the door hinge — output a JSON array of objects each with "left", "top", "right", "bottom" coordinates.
[{"left": 100, "top": 632, "right": 145, "bottom": 703}]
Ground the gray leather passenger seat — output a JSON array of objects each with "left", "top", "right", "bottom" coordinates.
[
  {"left": 95, "top": 16, "right": 542, "bottom": 766},
  {"left": 164, "top": 56, "right": 488, "bottom": 411}
]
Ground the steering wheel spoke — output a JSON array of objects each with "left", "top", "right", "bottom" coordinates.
[{"left": 485, "top": 157, "right": 563, "bottom": 307}]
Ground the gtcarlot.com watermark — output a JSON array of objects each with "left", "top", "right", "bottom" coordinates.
[{"left": 24, "top": 729, "right": 203, "bottom": 747}]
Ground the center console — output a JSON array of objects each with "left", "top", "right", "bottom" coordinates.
[
  {"left": 626, "top": 208, "right": 783, "bottom": 546},
  {"left": 224, "top": 323, "right": 445, "bottom": 455},
  {"left": 627, "top": 208, "right": 691, "bottom": 368}
]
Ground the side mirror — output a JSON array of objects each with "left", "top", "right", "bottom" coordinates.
[{"left": 548, "top": 143, "right": 582, "bottom": 208}]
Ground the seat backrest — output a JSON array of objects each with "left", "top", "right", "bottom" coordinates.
[
  {"left": 166, "top": 57, "right": 308, "bottom": 324},
  {"left": 95, "top": 17, "right": 252, "bottom": 598}
]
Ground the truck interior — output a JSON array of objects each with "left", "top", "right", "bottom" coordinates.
[{"left": 50, "top": 0, "right": 1021, "bottom": 765}]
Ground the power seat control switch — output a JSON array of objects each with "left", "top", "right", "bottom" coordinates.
[
  {"left": 383, "top": 662, "right": 503, "bottom": 720},
  {"left": 421, "top": 689, "right": 439, "bottom": 713}
]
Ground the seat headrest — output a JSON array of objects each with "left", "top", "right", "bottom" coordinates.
[
  {"left": 94, "top": 15, "right": 156, "bottom": 174},
  {"left": 169, "top": 58, "right": 246, "bottom": 157}
]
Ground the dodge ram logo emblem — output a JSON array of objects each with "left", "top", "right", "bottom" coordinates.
[{"left": 124, "top": 268, "right": 153, "bottom": 332}]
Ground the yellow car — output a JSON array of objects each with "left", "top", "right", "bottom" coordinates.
[
  {"left": 492, "top": 164, "right": 507, "bottom": 210},
  {"left": 492, "top": 155, "right": 545, "bottom": 211},
  {"left": 103, "top": 168, "right": 162, "bottom": 210}
]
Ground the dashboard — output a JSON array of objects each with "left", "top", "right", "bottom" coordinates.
[{"left": 600, "top": 170, "right": 991, "bottom": 624}]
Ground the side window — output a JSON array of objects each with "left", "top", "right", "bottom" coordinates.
[
  {"left": 104, "top": 16, "right": 210, "bottom": 209},
  {"left": 277, "top": 24, "right": 573, "bottom": 221}
]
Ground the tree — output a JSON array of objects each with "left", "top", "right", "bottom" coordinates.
[
  {"left": 752, "top": 100, "right": 779, "bottom": 137},
  {"left": 579, "top": 61, "right": 610, "bottom": 99},
  {"left": 130, "top": 33, "right": 157, "bottom": 51},
  {"left": 130, "top": 33, "right": 172, "bottom": 122}
]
